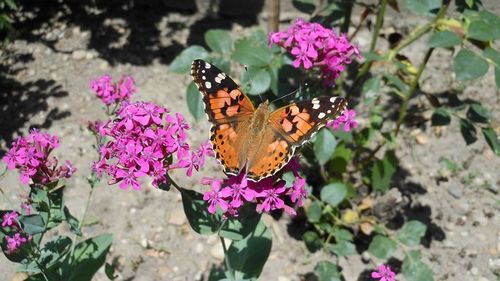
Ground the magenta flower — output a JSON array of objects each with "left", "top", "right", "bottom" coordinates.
[
  {"left": 5, "top": 233, "right": 27, "bottom": 254},
  {"left": 256, "top": 181, "right": 287, "bottom": 213},
  {"left": 221, "top": 175, "right": 255, "bottom": 208},
  {"left": 290, "top": 177, "right": 307, "bottom": 206},
  {"left": 93, "top": 100, "right": 212, "bottom": 190},
  {"left": 269, "top": 18, "right": 360, "bottom": 87},
  {"left": 371, "top": 264, "right": 396, "bottom": 281},
  {"left": 202, "top": 178, "right": 232, "bottom": 214},
  {"left": 90, "top": 74, "right": 135, "bottom": 107},
  {"left": 326, "top": 109, "right": 358, "bottom": 132},
  {"left": 1, "top": 212, "right": 19, "bottom": 228},
  {"left": 2, "top": 130, "right": 75, "bottom": 185}
]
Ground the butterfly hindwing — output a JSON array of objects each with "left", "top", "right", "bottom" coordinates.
[
  {"left": 191, "top": 59, "right": 255, "bottom": 124},
  {"left": 269, "top": 96, "right": 348, "bottom": 146}
]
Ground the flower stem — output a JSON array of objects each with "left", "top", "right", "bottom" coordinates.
[
  {"left": 219, "top": 233, "right": 234, "bottom": 279},
  {"left": 69, "top": 182, "right": 95, "bottom": 262}
]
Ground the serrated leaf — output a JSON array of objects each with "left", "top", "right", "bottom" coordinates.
[
  {"left": 227, "top": 221, "right": 272, "bottom": 280},
  {"left": 459, "top": 118, "right": 477, "bottom": 145},
  {"left": 368, "top": 235, "right": 397, "bottom": 259},
  {"left": 205, "top": 29, "right": 232, "bottom": 54},
  {"left": 482, "top": 128, "right": 500, "bottom": 156},
  {"left": 320, "top": 183, "right": 347, "bottom": 207},
  {"left": 402, "top": 250, "right": 434, "bottom": 281},
  {"left": 170, "top": 46, "right": 209, "bottom": 73},
  {"left": 431, "top": 108, "right": 451, "bottom": 126},
  {"left": 315, "top": 261, "right": 341, "bottom": 281},
  {"left": 186, "top": 81, "right": 205, "bottom": 120},
  {"left": 306, "top": 201, "right": 322, "bottom": 223},
  {"left": 428, "top": 30, "right": 461, "bottom": 48},
  {"left": 314, "top": 129, "right": 337, "bottom": 165},
  {"left": 396, "top": 220, "right": 427, "bottom": 246},
  {"left": 453, "top": 49, "right": 489, "bottom": 81},
  {"left": 370, "top": 150, "right": 398, "bottom": 193}
]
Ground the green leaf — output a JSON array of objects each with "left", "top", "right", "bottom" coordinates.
[
  {"left": 431, "top": 108, "right": 451, "bottom": 126},
  {"left": 453, "top": 49, "right": 489, "bottom": 81},
  {"left": 320, "top": 183, "right": 347, "bottom": 207},
  {"left": 482, "top": 128, "right": 500, "bottom": 156},
  {"left": 227, "top": 221, "right": 272, "bottom": 280},
  {"left": 219, "top": 204, "right": 262, "bottom": 241},
  {"left": 19, "top": 214, "right": 45, "bottom": 235},
  {"left": 370, "top": 114, "right": 384, "bottom": 130},
  {"left": 64, "top": 207, "right": 82, "bottom": 237},
  {"left": 186, "top": 81, "right": 205, "bottom": 120},
  {"left": 404, "top": 0, "right": 441, "bottom": 15},
  {"left": 402, "top": 250, "right": 434, "bottom": 281},
  {"left": 170, "top": 46, "right": 209, "bottom": 73},
  {"left": 303, "top": 231, "right": 322, "bottom": 253},
  {"left": 370, "top": 150, "right": 398, "bottom": 193},
  {"left": 306, "top": 201, "right": 322, "bottom": 223},
  {"left": 384, "top": 73, "right": 408, "bottom": 93},
  {"left": 314, "top": 129, "right": 337, "bottom": 165},
  {"left": 483, "top": 47, "right": 500, "bottom": 67},
  {"left": 67, "top": 234, "right": 113, "bottom": 281},
  {"left": 232, "top": 38, "right": 273, "bottom": 67},
  {"left": 362, "top": 77, "right": 381, "bottom": 105},
  {"left": 242, "top": 67, "right": 271, "bottom": 95},
  {"left": 315, "top": 261, "right": 342, "bottom": 281},
  {"left": 368, "top": 235, "right": 397, "bottom": 259},
  {"left": 396, "top": 220, "right": 427, "bottom": 246},
  {"left": 459, "top": 118, "right": 477, "bottom": 145},
  {"left": 329, "top": 240, "right": 356, "bottom": 256},
  {"left": 468, "top": 20, "right": 497, "bottom": 41},
  {"left": 467, "top": 103, "right": 490, "bottom": 123},
  {"left": 362, "top": 51, "right": 385, "bottom": 62},
  {"left": 334, "top": 228, "right": 353, "bottom": 241},
  {"left": 428, "top": 30, "right": 461, "bottom": 48},
  {"left": 180, "top": 188, "right": 220, "bottom": 235},
  {"left": 38, "top": 236, "right": 72, "bottom": 269},
  {"left": 204, "top": 29, "right": 232, "bottom": 54},
  {"left": 292, "top": 0, "right": 316, "bottom": 14},
  {"left": 329, "top": 143, "right": 352, "bottom": 174}
]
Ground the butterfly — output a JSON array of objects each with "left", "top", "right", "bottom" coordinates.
[{"left": 191, "top": 59, "right": 347, "bottom": 182}]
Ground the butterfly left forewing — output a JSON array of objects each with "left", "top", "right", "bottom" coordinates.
[{"left": 268, "top": 96, "right": 347, "bottom": 146}]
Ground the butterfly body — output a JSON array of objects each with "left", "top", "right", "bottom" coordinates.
[{"left": 191, "top": 59, "right": 347, "bottom": 182}]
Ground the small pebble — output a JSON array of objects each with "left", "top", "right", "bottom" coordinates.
[
  {"left": 415, "top": 133, "right": 428, "bottom": 144},
  {"left": 447, "top": 185, "right": 463, "bottom": 198},
  {"left": 72, "top": 50, "right": 86, "bottom": 60}
]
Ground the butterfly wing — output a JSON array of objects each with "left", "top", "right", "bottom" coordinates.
[
  {"left": 191, "top": 59, "right": 255, "bottom": 175},
  {"left": 246, "top": 96, "right": 347, "bottom": 181}
]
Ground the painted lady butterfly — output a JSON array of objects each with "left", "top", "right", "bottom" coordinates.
[{"left": 191, "top": 59, "right": 347, "bottom": 182}]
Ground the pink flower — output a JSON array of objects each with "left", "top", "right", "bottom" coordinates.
[
  {"left": 269, "top": 18, "right": 360, "bottom": 87},
  {"left": 326, "top": 109, "right": 358, "bottom": 132},
  {"left": 202, "top": 178, "right": 231, "bottom": 214},
  {"left": 1, "top": 212, "right": 19, "bottom": 228},
  {"left": 371, "top": 264, "right": 396, "bottom": 281},
  {"left": 5, "top": 233, "right": 27, "bottom": 253},
  {"left": 256, "top": 181, "right": 287, "bottom": 213},
  {"left": 2, "top": 130, "right": 75, "bottom": 185},
  {"left": 90, "top": 74, "right": 135, "bottom": 107},
  {"left": 290, "top": 177, "right": 307, "bottom": 206},
  {"left": 221, "top": 174, "right": 256, "bottom": 208}
]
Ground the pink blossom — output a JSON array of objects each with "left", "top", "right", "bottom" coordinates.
[
  {"left": 5, "top": 233, "right": 27, "bottom": 253},
  {"left": 90, "top": 74, "right": 135, "bottom": 107},
  {"left": 221, "top": 175, "right": 255, "bottom": 208},
  {"left": 269, "top": 18, "right": 360, "bottom": 87},
  {"left": 1, "top": 212, "right": 19, "bottom": 228},
  {"left": 2, "top": 130, "right": 75, "bottom": 185},
  {"left": 290, "top": 177, "right": 307, "bottom": 206},
  {"left": 326, "top": 109, "right": 358, "bottom": 132},
  {"left": 371, "top": 264, "right": 396, "bottom": 281},
  {"left": 93, "top": 101, "right": 212, "bottom": 190},
  {"left": 202, "top": 178, "right": 232, "bottom": 214},
  {"left": 256, "top": 181, "right": 286, "bottom": 213}
]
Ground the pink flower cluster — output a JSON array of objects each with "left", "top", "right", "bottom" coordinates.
[
  {"left": 2, "top": 130, "right": 76, "bottom": 185},
  {"left": 202, "top": 158, "right": 307, "bottom": 216},
  {"left": 269, "top": 18, "right": 360, "bottom": 86},
  {"left": 90, "top": 75, "right": 135, "bottom": 106},
  {"left": 92, "top": 101, "right": 213, "bottom": 190},
  {"left": 326, "top": 109, "right": 358, "bottom": 132},
  {"left": 371, "top": 264, "right": 396, "bottom": 281},
  {"left": 1, "top": 212, "right": 28, "bottom": 254}
]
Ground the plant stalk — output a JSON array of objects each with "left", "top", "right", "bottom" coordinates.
[{"left": 267, "top": 0, "right": 280, "bottom": 33}]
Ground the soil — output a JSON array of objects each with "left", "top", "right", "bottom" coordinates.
[{"left": 1, "top": 1, "right": 499, "bottom": 281}]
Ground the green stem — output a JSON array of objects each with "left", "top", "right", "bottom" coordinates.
[
  {"left": 354, "top": 0, "right": 388, "bottom": 82},
  {"left": 395, "top": 48, "right": 434, "bottom": 135},
  {"left": 340, "top": 0, "right": 353, "bottom": 34},
  {"left": 218, "top": 220, "right": 234, "bottom": 280},
  {"left": 69, "top": 183, "right": 95, "bottom": 262}
]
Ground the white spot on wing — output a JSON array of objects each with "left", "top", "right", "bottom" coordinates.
[
  {"left": 312, "top": 98, "right": 319, "bottom": 104},
  {"left": 318, "top": 112, "right": 326, "bottom": 119},
  {"left": 312, "top": 103, "right": 320, "bottom": 109},
  {"left": 215, "top": 77, "right": 222, "bottom": 83},
  {"left": 205, "top": 81, "right": 212, "bottom": 89},
  {"left": 327, "top": 110, "right": 331, "bottom": 113},
  {"left": 329, "top": 97, "right": 337, "bottom": 103},
  {"left": 202, "top": 76, "right": 206, "bottom": 80},
  {"left": 205, "top": 63, "right": 211, "bottom": 69}
]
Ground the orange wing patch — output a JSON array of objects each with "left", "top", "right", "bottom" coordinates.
[{"left": 210, "top": 121, "right": 250, "bottom": 175}]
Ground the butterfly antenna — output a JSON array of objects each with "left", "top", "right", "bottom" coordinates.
[
  {"left": 270, "top": 83, "right": 307, "bottom": 104},
  {"left": 244, "top": 65, "right": 264, "bottom": 102}
]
